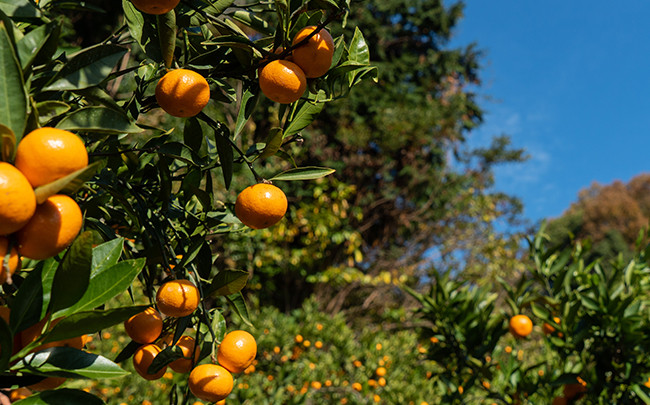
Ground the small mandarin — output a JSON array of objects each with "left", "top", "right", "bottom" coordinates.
[
  {"left": 235, "top": 183, "right": 288, "bottom": 229},
  {"left": 258, "top": 60, "right": 306, "bottom": 104},
  {"left": 133, "top": 344, "right": 166, "bottom": 380},
  {"left": 217, "top": 330, "right": 257, "bottom": 373},
  {"left": 17, "top": 194, "right": 83, "bottom": 260},
  {"left": 189, "top": 364, "right": 233, "bottom": 403},
  {"left": 155, "top": 69, "right": 210, "bottom": 118},
  {"left": 509, "top": 314, "right": 533, "bottom": 338},
  {"left": 124, "top": 307, "right": 163, "bottom": 344},
  {"left": 291, "top": 26, "right": 335, "bottom": 78},
  {"left": 543, "top": 316, "right": 561, "bottom": 335},
  {"left": 170, "top": 335, "right": 201, "bottom": 373},
  {"left": 14, "top": 127, "right": 88, "bottom": 188},
  {"left": 156, "top": 279, "right": 200, "bottom": 317},
  {"left": 0, "top": 162, "right": 37, "bottom": 235}
]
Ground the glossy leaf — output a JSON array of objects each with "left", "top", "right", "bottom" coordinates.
[
  {"left": 49, "top": 231, "right": 93, "bottom": 314},
  {"left": 16, "top": 21, "right": 58, "bottom": 70},
  {"left": 0, "top": 24, "right": 27, "bottom": 140},
  {"left": 269, "top": 166, "right": 335, "bottom": 181},
  {"left": 258, "top": 128, "right": 283, "bottom": 160},
  {"left": 34, "top": 161, "right": 103, "bottom": 204},
  {"left": 14, "top": 347, "right": 129, "bottom": 379},
  {"left": 208, "top": 270, "right": 249, "bottom": 297},
  {"left": 233, "top": 88, "right": 259, "bottom": 140},
  {"left": 284, "top": 100, "right": 325, "bottom": 138},
  {"left": 226, "top": 293, "right": 252, "bottom": 327},
  {"left": 0, "top": 0, "right": 40, "bottom": 18},
  {"left": 9, "top": 265, "right": 45, "bottom": 333},
  {"left": 91, "top": 238, "right": 124, "bottom": 277},
  {"left": 35, "top": 101, "right": 70, "bottom": 125},
  {"left": 157, "top": 11, "right": 176, "bottom": 68},
  {"left": 56, "top": 106, "right": 142, "bottom": 134}
]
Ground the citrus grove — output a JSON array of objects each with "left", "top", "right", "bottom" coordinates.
[
  {"left": 3, "top": 0, "right": 650, "bottom": 404},
  {"left": 0, "top": 0, "right": 375, "bottom": 403}
]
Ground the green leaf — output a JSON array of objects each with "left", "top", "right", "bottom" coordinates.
[
  {"left": 148, "top": 345, "right": 181, "bottom": 374},
  {"left": 208, "top": 270, "right": 249, "bottom": 297},
  {"left": 16, "top": 21, "right": 59, "bottom": 71},
  {"left": 258, "top": 128, "right": 283, "bottom": 160},
  {"left": 91, "top": 238, "right": 124, "bottom": 277},
  {"left": 530, "top": 302, "right": 550, "bottom": 320},
  {"left": 44, "top": 44, "right": 127, "bottom": 91},
  {"left": 14, "top": 347, "right": 129, "bottom": 379},
  {"left": 36, "top": 101, "right": 70, "bottom": 126},
  {"left": 0, "top": 122, "right": 15, "bottom": 162},
  {"left": 214, "top": 125, "right": 233, "bottom": 190},
  {"left": 34, "top": 161, "right": 103, "bottom": 204},
  {"left": 233, "top": 88, "right": 259, "bottom": 140},
  {"left": 228, "top": 10, "right": 273, "bottom": 36},
  {"left": 157, "top": 11, "right": 176, "bottom": 68},
  {"left": 43, "top": 306, "right": 148, "bottom": 343},
  {"left": 56, "top": 106, "right": 142, "bottom": 134},
  {"left": 123, "top": 0, "right": 161, "bottom": 62},
  {"left": 13, "top": 389, "right": 105, "bottom": 405},
  {"left": 269, "top": 166, "right": 335, "bottom": 181},
  {"left": 211, "top": 310, "right": 226, "bottom": 342},
  {"left": 0, "top": 24, "right": 27, "bottom": 140},
  {"left": 226, "top": 293, "right": 252, "bottom": 327},
  {"left": 55, "top": 258, "right": 145, "bottom": 317},
  {"left": 10, "top": 265, "right": 45, "bottom": 333},
  {"left": 0, "top": 0, "right": 40, "bottom": 19},
  {"left": 49, "top": 231, "right": 93, "bottom": 314},
  {"left": 284, "top": 100, "right": 325, "bottom": 138},
  {"left": 347, "top": 27, "right": 370, "bottom": 65},
  {"left": 113, "top": 340, "right": 141, "bottom": 364}
]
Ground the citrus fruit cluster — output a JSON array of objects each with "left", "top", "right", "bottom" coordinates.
[
  {"left": 259, "top": 26, "right": 335, "bottom": 104},
  {"left": 0, "top": 127, "right": 87, "bottom": 284},
  {"left": 122, "top": 279, "right": 257, "bottom": 402}
]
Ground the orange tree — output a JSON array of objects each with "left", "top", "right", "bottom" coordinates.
[{"left": 0, "top": 0, "right": 375, "bottom": 403}]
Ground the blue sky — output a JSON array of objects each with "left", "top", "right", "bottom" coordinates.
[{"left": 450, "top": 1, "right": 650, "bottom": 224}]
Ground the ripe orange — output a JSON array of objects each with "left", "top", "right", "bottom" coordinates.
[
  {"left": 235, "top": 183, "right": 288, "bottom": 229},
  {"left": 375, "top": 366, "right": 387, "bottom": 377},
  {"left": 16, "top": 194, "right": 83, "bottom": 260},
  {"left": 291, "top": 26, "right": 335, "bottom": 78},
  {"left": 188, "top": 364, "right": 234, "bottom": 403},
  {"left": 156, "top": 279, "right": 200, "bottom": 317},
  {"left": 155, "top": 69, "right": 210, "bottom": 118},
  {"left": 543, "top": 316, "right": 561, "bottom": 335},
  {"left": 170, "top": 335, "right": 201, "bottom": 373},
  {"left": 258, "top": 60, "right": 307, "bottom": 104},
  {"left": 27, "top": 377, "right": 66, "bottom": 391},
  {"left": 509, "top": 314, "right": 533, "bottom": 338},
  {"left": 124, "top": 307, "right": 163, "bottom": 344},
  {"left": 133, "top": 344, "right": 166, "bottom": 380},
  {"left": 9, "top": 387, "right": 32, "bottom": 401},
  {"left": 216, "top": 330, "right": 257, "bottom": 373},
  {"left": 0, "top": 236, "right": 19, "bottom": 284},
  {"left": 14, "top": 127, "right": 88, "bottom": 188},
  {"left": 130, "top": 0, "right": 180, "bottom": 15},
  {"left": 0, "top": 162, "right": 37, "bottom": 235}
]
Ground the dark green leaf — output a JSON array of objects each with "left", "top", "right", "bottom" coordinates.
[
  {"left": 0, "top": 316, "right": 11, "bottom": 371},
  {"left": 91, "top": 238, "right": 124, "bottom": 277},
  {"left": 284, "top": 100, "right": 325, "bottom": 137},
  {"left": 148, "top": 345, "right": 181, "bottom": 374},
  {"left": 10, "top": 265, "right": 45, "bottom": 333},
  {"left": 269, "top": 166, "right": 335, "bottom": 181},
  {"left": 157, "top": 11, "right": 176, "bottom": 68},
  {"left": 208, "top": 270, "right": 249, "bottom": 297},
  {"left": 0, "top": 0, "right": 40, "bottom": 18},
  {"left": 56, "top": 106, "right": 142, "bottom": 134},
  {"left": 214, "top": 125, "right": 233, "bottom": 189},
  {"left": 233, "top": 88, "right": 258, "bottom": 140},
  {"left": 258, "top": 128, "right": 283, "bottom": 160},
  {"left": 16, "top": 21, "right": 58, "bottom": 71},
  {"left": 42, "top": 306, "right": 148, "bottom": 343},
  {"left": 14, "top": 347, "right": 129, "bottom": 379},
  {"left": 49, "top": 231, "right": 93, "bottom": 313},
  {"left": 226, "top": 293, "right": 252, "bottom": 327},
  {"left": 211, "top": 310, "right": 226, "bottom": 342},
  {"left": 0, "top": 24, "right": 27, "bottom": 140},
  {"left": 113, "top": 340, "right": 141, "bottom": 364},
  {"left": 34, "top": 161, "right": 103, "bottom": 204},
  {"left": 35, "top": 101, "right": 70, "bottom": 126}
]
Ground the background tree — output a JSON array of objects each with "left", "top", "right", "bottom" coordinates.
[{"left": 215, "top": 0, "right": 528, "bottom": 313}]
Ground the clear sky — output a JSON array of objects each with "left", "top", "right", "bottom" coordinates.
[{"left": 450, "top": 1, "right": 650, "bottom": 225}]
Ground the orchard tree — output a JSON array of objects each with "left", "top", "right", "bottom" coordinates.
[
  {"left": 215, "top": 0, "right": 528, "bottom": 313},
  {"left": 0, "top": 0, "right": 375, "bottom": 403}
]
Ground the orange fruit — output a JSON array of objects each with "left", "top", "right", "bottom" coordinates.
[
  {"left": 14, "top": 127, "right": 88, "bottom": 188},
  {"left": 352, "top": 382, "right": 362, "bottom": 392},
  {"left": 133, "top": 344, "right": 166, "bottom": 380},
  {"left": 17, "top": 194, "right": 83, "bottom": 260},
  {"left": 0, "top": 236, "right": 20, "bottom": 284},
  {"left": 291, "top": 26, "right": 335, "bottom": 78},
  {"left": 543, "top": 316, "right": 561, "bottom": 335},
  {"left": 258, "top": 60, "right": 306, "bottom": 104},
  {"left": 9, "top": 387, "right": 32, "bottom": 401},
  {"left": 375, "top": 366, "right": 386, "bottom": 377},
  {"left": 0, "top": 162, "right": 37, "bottom": 235},
  {"left": 216, "top": 330, "right": 257, "bottom": 374},
  {"left": 170, "top": 335, "right": 201, "bottom": 373},
  {"left": 124, "top": 307, "right": 163, "bottom": 344},
  {"left": 28, "top": 377, "right": 66, "bottom": 391},
  {"left": 155, "top": 69, "right": 210, "bottom": 118},
  {"left": 235, "top": 183, "right": 287, "bottom": 229},
  {"left": 130, "top": 0, "right": 180, "bottom": 15},
  {"left": 156, "top": 279, "right": 200, "bottom": 317},
  {"left": 509, "top": 314, "right": 533, "bottom": 338},
  {"left": 189, "top": 363, "right": 234, "bottom": 403}
]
